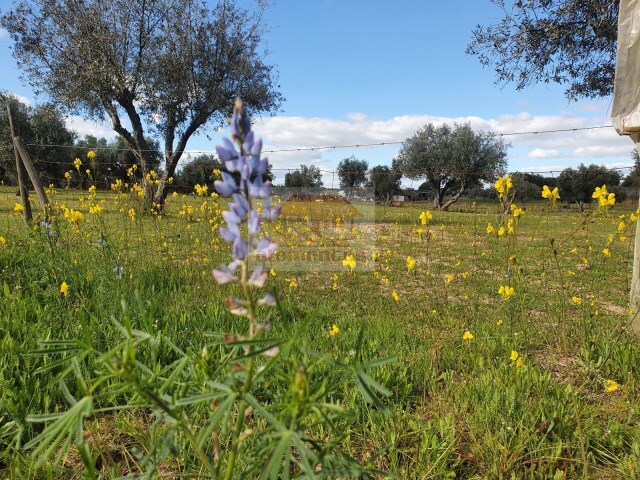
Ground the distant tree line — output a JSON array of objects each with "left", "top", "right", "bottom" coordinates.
[
  {"left": 1, "top": 93, "right": 162, "bottom": 188},
  {"left": 2, "top": 95, "right": 638, "bottom": 208}
]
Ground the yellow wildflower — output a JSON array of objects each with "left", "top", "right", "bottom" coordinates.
[
  {"left": 73, "top": 158, "right": 82, "bottom": 171},
  {"left": 444, "top": 273, "right": 455, "bottom": 284},
  {"left": 0, "top": 236, "right": 6, "bottom": 247},
  {"left": 87, "top": 150, "right": 96, "bottom": 160},
  {"left": 329, "top": 324, "right": 340, "bottom": 337},
  {"left": 494, "top": 175, "right": 513, "bottom": 201},
  {"left": 419, "top": 210, "right": 433, "bottom": 226},
  {"left": 498, "top": 285, "right": 515, "bottom": 301},
  {"left": 510, "top": 203, "right": 524, "bottom": 218},
  {"left": 406, "top": 256, "right": 416, "bottom": 273},
  {"left": 510, "top": 350, "right": 519, "bottom": 362},
  {"left": 605, "top": 379, "right": 620, "bottom": 393},
  {"left": 392, "top": 290, "right": 400, "bottom": 302},
  {"left": 603, "top": 248, "right": 611, "bottom": 257},
  {"left": 462, "top": 330, "right": 474, "bottom": 342},
  {"left": 289, "top": 279, "right": 298, "bottom": 290},
  {"left": 592, "top": 185, "right": 616, "bottom": 209},
  {"left": 89, "top": 204, "right": 104, "bottom": 215},
  {"left": 342, "top": 254, "right": 357, "bottom": 272},
  {"left": 64, "top": 171, "right": 72, "bottom": 181},
  {"left": 194, "top": 184, "right": 208, "bottom": 196},
  {"left": 14, "top": 203, "right": 25, "bottom": 213},
  {"left": 572, "top": 296, "right": 582, "bottom": 305},
  {"left": 497, "top": 226, "right": 505, "bottom": 237},
  {"left": 541, "top": 185, "right": 560, "bottom": 208},
  {"left": 486, "top": 223, "right": 495, "bottom": 234},
  {"left": 60, "top": 281, "right": 69, "bottom": 297},
  {"left": 63, "top": 208, "right": 84, "bottom": 223}
]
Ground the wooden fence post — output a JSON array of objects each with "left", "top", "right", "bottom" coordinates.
[
  {"left": 13, "top": 136, "right": 49, "bottom": 215},
  {"left": 6, "top": 102, "right": 32, "bottom": 223}
]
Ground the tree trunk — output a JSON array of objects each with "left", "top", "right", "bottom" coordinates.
[
  {"left": 432, "top": 194, "right": 441, "bottom": 209},
  {"left": 440, "top": 183, "right": 466, "bottom": 211}
]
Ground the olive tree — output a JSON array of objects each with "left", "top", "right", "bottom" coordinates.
[
  {"left": 1, "top": 0, "right": 283, "bottom": 207},
  {"left": 395, "top": 123, "right": 508, "bottom": 210},
  {"left": 467, "top": 0, "right": 618, "bottom": 100}
]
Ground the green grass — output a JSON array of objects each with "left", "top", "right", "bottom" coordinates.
[{"left": 1, "top": 185, "right": 640, "bottom": 478}]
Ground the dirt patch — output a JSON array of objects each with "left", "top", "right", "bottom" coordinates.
[{"left": 600, "top": 302, "right": 626, "bottom": 315}]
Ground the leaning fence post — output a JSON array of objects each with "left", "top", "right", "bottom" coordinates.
[
  {"left": 13, "top": 136, "right": 49, "bottom": 216},
  {"left": 6, "top": 102, "right": 32, "bottom": 223}
]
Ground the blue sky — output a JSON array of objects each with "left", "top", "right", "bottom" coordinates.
[{"left": 0, "top": 0, "right": 634, "bottom": 186}]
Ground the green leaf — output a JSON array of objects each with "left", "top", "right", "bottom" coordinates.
[{"left": 260, "top": 431, "right": 292, "bottom": 480}]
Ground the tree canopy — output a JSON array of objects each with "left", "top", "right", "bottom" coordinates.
[
  {"left": 1, "top": 0, "right": 283, "bottom": 206},
  {"left": 1, "top": 93, "right": 76, "bottom": 186},
  {"left": 284, "top": 165, "right": 324, "bottom": 188},
  {"left": 622, "top": 148, "right": 640, "bottom": 189},
  {"left": 557, "top": 163, "right": 621, "bottom": 204},
  {"left": 369, "top": 165, "right": 402, "bottom": 201},
  {"left": 175, "top": 153, "right": 273, "bottom": 193},
  {"left": 337, "top": 156, "right": 369, "bottom": 190},
  {"left": 395, "top": 123, "right": 508, "bottom": 210},
  {"left": 467, "top": 0, "right": 619, "bottom": 100}
]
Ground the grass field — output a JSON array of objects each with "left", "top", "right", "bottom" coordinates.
[{"left": 1, "top": 183, "right": 640, "bottom": 479}]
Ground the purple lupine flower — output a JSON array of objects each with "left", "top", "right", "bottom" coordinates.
[
  {"left": 113, "top": 266, "right": 124, "bottom": 280},
  {"left": 216, "top": 138, "right": 238, "bottom": 162},
  {"left": 213, "top": 261, "right": 239, "bottom": 284},
  {"left": 261, "top": 198, "right": 282, "bottom": 222},
  {"left": 211, "top": 95, "right": 279, "bottom": 341},
  {"left": 248, "top": 210, "right": 260, "bottom": 235},
  {"left": 254, "top": 238, "right": 277, "bottom": 259},
  {"left": 249, "top": 176, "right": 272, "bottom": 199},
  {"left": 248, "top": 264, "right": 267, "bottom": 287},
  {"left": 214, "top": 171, "right": 238, "bottom": 196},
  {"left": 233, "top": 237, "right": 249, "bottom": 260}
]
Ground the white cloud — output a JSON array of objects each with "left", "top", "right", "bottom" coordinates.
[
  {"left": 252, "top": 110, "right": 629, "bottom": 175},
  {"left": 571, "top": 145, "right": 632, "bottom": 158},
  {"left": 528, "top": 148, "right": 561, "bottom": 159},
  {"left": 0, "top": 28, "right": 8, "bottom": 39},
  {"left": 65, "top": 115, "right": 117, "bottom": 140},
  {"left": 15, "top": 95, "right": 35, "bottom": 107},
  {"left": 518, "top": 165, "right": 569, "bottom": 175}
]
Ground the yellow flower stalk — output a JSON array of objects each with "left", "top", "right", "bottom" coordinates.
[
  {"left": 342, "top": 254, "right": 357, "bottom": 272},
  {"left": 494, "top": 175, "right": 512, "bottom": 202},
  {"left": 541, "top": 185, "right": 560, "bottom": 208},
  {"left": 419, "top": 210, "right": 433, "bottom": 226},
  {"left": 406, "top": 256, "right": 416, "bottom": 273},
  {"left": 498, "top": 285, "right": 515, "bottom": 301}
]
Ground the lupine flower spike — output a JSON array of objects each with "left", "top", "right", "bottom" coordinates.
[{"left": 212, "top": 98, "right": 281, "bottom": 337}]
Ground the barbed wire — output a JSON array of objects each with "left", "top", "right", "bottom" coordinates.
[
  {"left": 0, "top": 124, "right": 616, "bottom": 157},
  {"left": 0, "top": 162, "right": 635, "bottom": 191}
]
